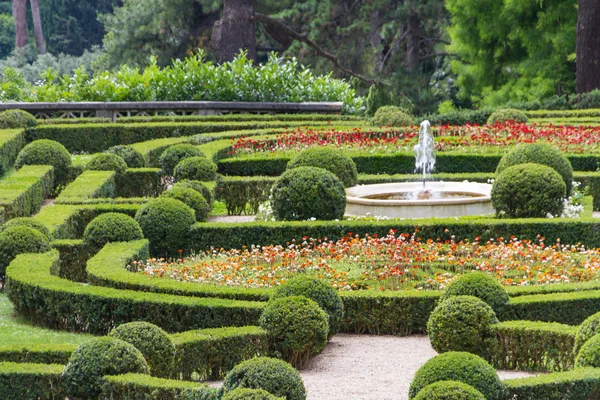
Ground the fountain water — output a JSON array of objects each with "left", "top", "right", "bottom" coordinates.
[{"left": 414, "top": 120, "right": 435, "bottom": 188}]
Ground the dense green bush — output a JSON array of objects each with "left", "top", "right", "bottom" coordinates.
[
  {"left": 575, "top": 312, "right": 600, "bottom": 354},
  {"left": 0, "top": 226, "right": 50, "bottom": 279},
  {"left": 214, "top": 176, "right": 273, "bottom": 215},
  {"left": 413, "top": 380, "right": 486, "bottom": 400},
  {"left": 108, "top": 322, "right": 176, "bottom": 379},
  {"left": 408, "top": 352, "right": 503, "bottom": 400},
  {"left": 159, "top": 144, "right": 205, "bottom": 175},
  {"left": 172, "top": 180, "right": 213, "bottom": 209},
  {"left": 161, "top": 187, "right": 210, "bottom": 222},
  {"left": 82, "top": 213, "right": 143, "bottom": 251},
  {"left": 100, "top": 373, "right": 219, "bottom": 400},
  {"left": 0, "top": 109, "right": 36, "bottom": 129},
  {"left": 492, "top": 163, "right": 566, "bottom": 218},
  {"left": 427, "top": 296, "right": 498, "bottom": 355},
  {"left": 271, "top": 276, "right": 344, "bottom": 337},
  {"left": 287, "top": 148, "right": 358, "bottom": 187},
  {"left": 487, "top": 108, "right": 529, "bottom": 124},
  {"left": 85, "top": 153, "right": 128, "bottom": 175},
  {"left": 271, "top": 167, "right": 346, "bottom": 221},
  {"left": 174, "top": 157, "right": 218, "bottom": 182},
  {"left": 0, "top": 362, "right": 65, "bottom": 399},
  {"left": 372, "top": 105, "right": 413, "bottom": 126},
  {"left": 422, "top": 108, "right": 494, "bottom": 126},
  {"left": 222, "top": 357, "right": 306, "bottom": 400},
  {"left": 107, "top": 145, "right": 146, "bottom": 168},
  {"left": 0, "top": 217, "right": 50, "bottom": 239},
  {"left": 575, "top": 334, "right": 600, "bottom": 369},
  {"left": 441, "top": 272, "right": 509, "bottom": 313},
  {"left": 61, "top": 337, "right": 149, "bottom": 399},
  {"left": 14, "top": 139, "right": 71, "bottom": 185},
  {"left": 222, "top": 388, "right": 283, "bottom": 400}
]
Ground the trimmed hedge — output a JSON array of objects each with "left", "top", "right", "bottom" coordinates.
[
  {"left": 0, "top": 343, "right": 77, "bottom": 365},
  {"left": 107, "top": 145, "right": 146, "bottom": 168},
  {"left": 174, "top": 157, "right": 218, "bottom": 182},
  {"left": 55, "top": 170, "right": 116, "bottom": 204},
  {"left": 222, "top": 388, "right": 283, "bottom": 400},
  {"left": 502, "top": 367, "right": 600, "bottom": 400},
  {"left": 83, "top": 212, "right": 143, "bottom": 252},
  {"left": 85, "top": 153, "right": 128, "bottom": 175},
  {"left": 0, "top": 362, "right": 65, "bottom": 400},
  {"left": 576, "top": 334, "right": 600, "bottom": 368},
  {"left": 287, "top": 148, "right": 358, "bottom": 187},
  {"left": 101, "top": 373, "right": 218, "bottom": 400},
  {"left": 0, "top": 217, "right": 51, "bottom": 238},
  {"left": 161, "top": 187, "right": 210, "bottom": 222},
  {"left": 0, "top": 165, "right": 54, "bottom": 219},
  {"left": 0, "top": 225, "right": 51, "bottom": 279},
  {"left": 51, "top": 239, "right": 88, "bottom": 282},
  {"left": 116, "top": 168, "right": 166, "bottom": 198},
  {"left": 214, "top": 176, "right": 274, "bottom": 215},
  {"left": 15, "top": 139, "right": 71, "bottom": 187},
  {"left": 0, "top": 109, "right": 36, "bottom": 129},
  {"left": 160, "top": 144, "right": 205, "bottom": 175},
  {"left": 413, "top": 381, "right": 486, "bottom": 400},
  {"left": 0, "top": 129, "right": 26, "bottom": 177},
  {"left": 575, "top": 312, "right": 600, "bottom": 354},
  {"left": 441, "top": 272, "right": 509, "bottom": 313}
]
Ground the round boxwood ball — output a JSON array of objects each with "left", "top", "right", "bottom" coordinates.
[
  {"left": 492, "top": 163, "right": 566, "bottom": 218},
  {"left": 173, "top": 157, "right": 218, "bottom": 182},
  {"left": 271, "top": 276, "right": 344, "bottom": 337},
  {"left": 172, "top": 180, "right": 213, "bottom": 208},
  {"left": 0, "top": 226, "right": 50, "bottom": 278},
  {"left": 161, "top": 187, "right": 210, "bottom": 222},
  {"left": 134, "top": 197, "right": 195, "bottom": 256},
  {"left": 271, "top": 166, "right": 346, "bottom": 221},
  {"left": 15, "top": 139, "right": 71, "bottom": 184},
  {"left": 222, "top": 388, "right": 283, "bottom": 400},
  {"left": 107, "top": 145, "right": 146, "bottom": 168},
  {"left": 85, "top": 153, "right": 128, "bottom": 175},
  {"left": 372, "top": 105, "right": 414, "bottom": 126},
  {"left": 159, "top": 144, "right": 205, "bottom": 175},
  {"left": 576, "top": 333, "right": 600, "bottom": 368},
  {"left": 413, "top": 380, "right": 486, "bottom": 400},
  {"left": 496, "top": 143, "right": 573, "bottom": 194},
  {"left": 288, "top": 148, "right": 358, "bottom": 187},
  {"left": 108, "top": 321, "right": 175, "bottom": 378},
  {"left": 82, "top": 213, "right": 144, "bottom": 251},
  {"left": 222, "top": 357, "right": 306, "bottom": 400},
  {"left": 575, "top": 312, "right": 600, "bottom": 354},
  {"left": 408, "top": 352, "right": 502, "bottom": 400},
  {"left": 486, "top": 108, "right": 529, "bottom": 124},
  {"left": 427, "top": 295, "right": 498, "bottom": 355},
  {"left": 0, "top": 109, "right": 37, "bottom": 129},
  {"left": 0, "top": 217, "right": 50, "bottom": 239},
  {"left": 441, "top": 272, "right": 509, "bottom": 313}
]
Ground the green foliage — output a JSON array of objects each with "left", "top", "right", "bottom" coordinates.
[
  {"left": 173, "top": 157, "right": 218, "bottom": 182},
  {"left": 55, "top": 170, "right": 116, "bottom": 204},
  {"left": 271, "top": 167, "right": 346, "bottom": 221},
  {"left": 0, "top": 130, "right": 25, "bottom": 177},
  {"left": 259, "top": 296, "right": 329, "bottom": 368},
  {"left": 0, "top": 226, "right": 50, "bottom": 279},
  {"left": 0, "top": 110, "right": 37, "bottom": 129},
  {"left": 107, "top": 145, "right": 146, "bottom": 168},
  {"left": 487, "top": 108, "right": 529, "bottom": 124},
  {"left": 365, "top": 84, "right": 413, "bottom": 117},
  {"left": 161, "top": 187, "right": 210, "bottom": 222},
  {"left": 172, "top": 180, "right": 212, "bottom": 209},
  {"left": 0, "top": 14, "right": 14, "bottom": 59},
  {"left": 492, "top": 163, "right": 566, "bottom": 218},
  {"left": 214, "top": 176, "right": 274, "bottom": 215},
  {"left": 85, "top": 153, "right": 128, "bottom": 175},
  {"left": 15, "top": 139, "right": 71, "bottom": 186},
  {"left": 0, "top": 217, "right": 50, "bottom": 239},
  {"left": 372, "top": 106, "right": 414, "bottom": 126},
  {"left": 441, "top": 272, "right": 509, "bottom": 313},
  {"left": 576, "top": 334, "right": 600, "bottom": 369},
  {"left": 116, "top": 168, "right": 166, "bottom": 198},
  {"left": 159, "top": 144, "right": 205, "bottom": 175},
  {"left": 222, "top": 388, "right": 283, "bottom": 400},
  {"left": 0, "top": 165, "right": 54, "bottom": 219},
  {"left": 82, "top": 213, "right": 143, "bottom": 251},
  {"left": 503, "top": 368, "right": 600, "bottom": 400},
  {"left": 288, "top": 148, "right": 358, "bottom": 187},
  {"left": 413, "top": 380, "right": 486, "bottom": 400},
  {"left": 0, "top": 362, "right": 65, "bottom": 399},
  {"left": 575, "top": 312, "right": 600, "bottom": 355},
  {"left": 222, "top": 357, "right": 306, "bottom": 400},
  {"left": 437, "top": 101, "right": 457, "bottom": 114},
  {"left": 101, "top": 373, "right": 218, "bottom": 400}
]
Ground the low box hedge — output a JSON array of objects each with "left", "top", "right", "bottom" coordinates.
[
  {"left": 502, "top": 367, "right": 600, "bottom": 400},
  {"left": 0, "top": 362, "right": 65, "bottom": 399},
  {"left": 0, "top": 129, "right": 26, "bottom": 177},
  {"left": 116, "top": 113, "right": 362, "bottom": 124},
  {"left": 116, "top": 168, "right": 166, "bottom": 198},
  {"left": 51, "top": 239, "right": 88, "bottom": 282},
  {"left": 55, "top": 170, "right": 116, "bottom": 204},
  {"left": 101, "top": 373, "right": 218, "bottom": 400},
  {"left": 0, "top": 165, "right": 54, "bottom": 219},
  {"left": 0, "top": 344, "right": 77, "bottom": 365}
]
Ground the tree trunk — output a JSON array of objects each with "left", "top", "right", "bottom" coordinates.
[
  {"left": 576, "top": 0, "right": 600, "bottom": 93},
  {"left": 369, "top": 10, "right": 385, "bottom": 73},
  {"left": 29, "top": 0, "right": 45, "bottom": 54},
  {"left": 12, "top": 0, "right": 28, "bottom": 49},
  {"left": 405, "top": 2, "right": 420, "bottom": 73},
  {"left": 210, "top": 0, "right": 256, "bottom": 63}
]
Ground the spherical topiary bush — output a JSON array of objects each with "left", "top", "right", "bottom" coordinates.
[
  {"left": 173, "top": 157, "right": 218, "bottom": 182},
  {"left": 408, "top": 352, "right": 503, "bottom": 400},
  {"left": 441, "top": 272, "right": 509, "bottom": 313},
  {"left": 62, "top": 337, "right": 148, "bottom": 399},
  {"left": 222, "top": 357, "right": 306, "bottom": 400},
  {"left": 161, "top": 187, "right": 210, "bottom": 222},
  {"left": 496, "top": 143, "right": 573, "bottom": 194},
  {"left": 426, "top": 295, "right": 498, "bottom": 356},
  {"left": 271, "top": 276, "right": 344, "bottom": 338},
  {"left": 372, "top": 105, "right": 414, "bottom": 126},
  {"left": 0, "top": 226, "right": 50, "bottom": 278},
  {"left": 287, "top": 148, "right": 358, "bottom": 187},
  {"left": 159, "top": 144, "right": 205, "bottom": 175},
  {"left": 271, "top": 167, "right": 346, "bottom": 221},
  {"left": 108, "top": 321, "right": 176, "bottom": 378},
  {"left": 576, "top": 333, "right": 600, "bottom": 368},
  {"left": 486, "top": 108, "right": 529, "bottom": 124},
  {"left": 0, "top": 109, "right": 37, "bottom": 129},
  {"left": 413, "top": 380, "right": 486, "bottom": 400},
  {"left": 85, "top": 153, "right": 128, "bottom": 175},
  {"left": 0, "top": 217, "right": 50, "bottom": 239},
  {"left": 134, "top": 197, "right": 195, "bottom": 256},
  {"left": 172, "top": 180, "right": 213, "bottom": 208},
  {"left": 492, "top": 163, "right": 566, "bottom": 218},
  {"left": 15, "top": 139, "right": 71, "bottom": 185},
  {"left": 107, "top": 145, "right": 146, "bottom": 168},
  {"left": 82, "top": 213, "right": 144, "bottom": 251},
  {"left": 222, "top": 388, "right": 284, "bottom": 400},
  {"left": 259, "top": 296, "right": 328, "bottom": 367},
  {"left": 575, "top": 312, "right": 600, "bottom": 354}
]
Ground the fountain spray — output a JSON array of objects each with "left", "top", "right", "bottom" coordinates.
[{"left": 414, "top": 120, "right": 435, "bottom": 188}]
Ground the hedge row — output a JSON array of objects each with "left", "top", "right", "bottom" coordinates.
[
  {"left": 54, "top": 170, "right": 116, "bottom": 204},
  {"left": 0, "top": 362, "right": 65, "bottom": 400},
  {"left": 101, "top": 373, "right": 218, "bottom": 400},
  {"left": 525, "top": 109, "right": 600, "bottom": 119},
  {"left": 116, "top": 113, "right": 362, "bottom": 124},
  {"left": 116, "top": 168, "right": 166, "bottom": 198},
  {"left": 51, "top": 239, "right": 88, "bottom": 282},
  {"left": 0, "top": 129, "right": 26, "bottom": 177},
  {"left": 0, "top": 165, "right": 54, "bottom": 220},
  {"left": 0, "top": 344, "right": 76, "bottom": 365},
  {"left": 502, "top": 368, "right": 600, "bottom": 400}
]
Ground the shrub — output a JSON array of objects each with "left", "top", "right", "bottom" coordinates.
[
  {"left": 426, "top": 295, "right": 498, "bottom": 356},
  {"left": 0, "top": 226, "right": 50, "bottom": 279},
  {"left": 441, "top": 272, "right": 509, "bottom": 313},
  {"left": 61, "top": 337, "right": 149, "bottom": 400},
  {"left": 159, "top": 144, "right": 205, "bottom": 175},
  {"left": 408, "top": 352, "right": 503, "bottom": 400},
  {"left": 372, "top": 105, "right": 414, "bottom": 126},
  {"left": 85, "top": 153, "right": 128, "bottom": 175},
  {"left": 14, "top": 139, "right": 71, "bottom": 185},
  {"left": 174, "top": 157, "right": 218, "bottom": 182},
  {"left": 575, "top": 312, "right": 600, "bottom": 354},
  {"left": 108, "top": 322, "right": 176, "bottom": 379},
  {"left": 222, "top": 388, "right": 283, "bottom": 400},
  {"left": 161, "top": 187, "right": 210, "bottom": 222},
  {"left": 0, "top": 109, "right": 37, "bottom": 129},
  {"left": 134, "top": 197, "right": 195, "bottom": 256},
  {"left": 287, "top": 148, "right": 358, "bottom": 187},
  {"left": 576, "top": 333, "right": 600, "bottom": 368},
  {"left": 0, "top": 217, "right": 50, "bottom": 239},
  {"left": 492, "top": 163, "right": 566, "bottom": 218},
  {"left": 172, "top": 180, "right": 213, "bottom": 208},
  {"left": 82, "top": 213, "right": 144, "bottom": 251},
  {"left": 222, "top": 357, "right": 306, "bottom": 400},
  {"left": 486, "top": 108, "right": 529, "bottom": 124},
  {"left": 271, "top": 276, "right": 344, "bottom": 337},
  {"left": 271, "top": 166, "right": 346, "bottom": 221},
  {"left": 496, "top": 143, "right": 573, "bottom": 194},
  {"left": 413, "top": 380, "right": 486, "bottom": 400},
  {"left": 107, "top": 145, "right": 146, "bottom": 168}
]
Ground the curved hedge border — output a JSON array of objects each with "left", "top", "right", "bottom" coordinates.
[
  {"left": 0, "top": 129, "right": 26, "bottom": 177},
  {"left": 0, "top": 165, "right": 54, "bottom": 220},
  {"left": 54, "top": 170, "right": 115, "bottom": 204},
  {"left": 101, "top": 373, "right": 218, "bottom": 399},
  {"left": 0, "top": 362, "right": 65, "bottom": 399}
]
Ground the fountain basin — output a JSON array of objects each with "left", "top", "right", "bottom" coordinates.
[{"left": 345, "top": 181, "right": 493, "bottom": 219}]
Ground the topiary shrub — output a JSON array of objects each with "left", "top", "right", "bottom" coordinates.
[
  {"left": 413, "top": 380, "right": 486, "bottom": 400},
  {"left": 492, "top": 163, "right": 566, "bottom": 218},
  {"left": 107, "top": 145, "right": 146, "bottom": 168},
  {"left": 85, "top": 153, "right": 128, "bottom": 175},
  {"left": 0, "top": 226, "right": 50, "bottom": 279},
  {"left": 173, "top": 157, "right": 218, "bottom": 182},
  {"left": 259, "top": 296, "right": 328, "bottom": 367},
  {"left": 0, "top": 217, "right": 50, "bottom": 239},
  {"left": 441, "top": 272, "right": 509, "bottom": 313},
  {"left": 408, "top": 352, "right": 503, "bottom": 400},
  {"left": 271, "top": 166, "right": 346, "bottom": 221},
  {"left": 575, "top": 312, "right": 600, "bottom": 354},
  {"left": 161, "top": 187, "right": 210, "bottom": 222},
  {"left": 271, "top": 276, "right": 344, "bottom": 338},
  {"left": 496, "top": 143, "right": 573, "bottom": 194},
  {"left": 159, "top": 144, "right": 205, "bottom": 175},
  {"left": 222, "top": 388, "right": 284, "bottom": 400},
  {"left": 222, "top": 357, "right": 306, "bottom": 400},
  {"left": 134, "top": 197, "right": 195, "bottom": 256},
  {"left": 426, "top": 295, "right": 498, "bottom": 356},
  {"left": 172, "top": 180, "right": 213, "bottom": 209},
  {"left": 108, "top": 321, "right": 176, "bottom": 379},
  {"left": 0, "top": 109, "right": 37, "bottom": 129},
  {"left": 15, "top": 139, "right": 71, "bottom": 185},
  {"left": 287, "top": 148, "right": 358, "bottom": 187},
  {"left": 62, "top": 337, "right": 149, "bottom": 400},
  {"left": 486, "top": 108, "right": 529, "bottom": 124},
  {"left": 575, "top": 333, "right": 600, "bottom": 368},
  {"left": 82, "top": 213, "right": 144, "bottom": 251},
  {"left": 372, "top": 105, "right": 414, "bottom": 126}
]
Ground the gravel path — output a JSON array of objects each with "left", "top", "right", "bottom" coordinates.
[{"left": 208, "top": 215, "right": 256, "bottom": 223}]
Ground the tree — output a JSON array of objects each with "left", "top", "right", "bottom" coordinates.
[
  {"left": 576, "top": 0, "right": 600, "bottom": 93},
  {"left": 30, "top": 0, "right": 45, "bottom": 54},
  {"left": 211, "top": 0, "right": 255, "bottom": 63},
  {"left": 12, "top": 0, "right": 27, "bottom": 49}
]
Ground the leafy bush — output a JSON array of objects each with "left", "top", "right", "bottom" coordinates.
[
  {"left": 0, "top": 226, "right": 50, "bottom": 279},
  {"left": 174, "top": 157, "right": 218, "bottom": 182},
  {"left": 222, "top": 388, "right": 283, "bottom": 400},
  {"left": 0, "top": 217, "right": 50, "bottom": 239},
  {"left": 85, "top": 153, "right": 128, "bottom": 175},
  {"left": 413, "top": 380, "right": 486, "bottom": 400},
  {"left": 107, "top": 145, "right": 146, "bottom": 168},
  {"left": 14, "top": 139, "right": 71, "bottom": 185},
  {"left": 487, "top": 108, "right": 529, "bottom": 124},
  {"left": 159, "top": 144, "right": 205, "bottom": 175},
  {"left": 0, "top": 109, "right": 36, "bottom": 129},
  {"left": 108, "top": 322, "right": 176, "bottom": 379},
  {"left": 172, "top": 180, "right": 213, "bottom": 209},
  {"left": 271, "top": 276, "right": 344, "bottom": 337},
  {"left": 222, "top": 357, "right": 306, "bottom": 400},
  {"left": 427, "top": 296, "right": 498, "bottom": 355},
  {"left": 271, "top": 166, "right": 346, "bottom": 221},
  {"left": 408, "top": 352, "right": 503, "bottom": 400},
  {"left": 62, "top": 337, "right": 148, "bottom": 399},
  {"left": 575, "top": 334, "right": 600, "bottom": 368},
  {"left": 492, "top": 163, "right": 566, "bottom": 218},
  {"left": 372, "top": 105, "right": 414, "bottom": 126},
  {"left": 82, "top": 213, "right": 143, "bottom": 251},
  {"left": 575, "top": 312, "right": 600, "bottom": 354},
  {"left": 422, "top": 108, "right": 494, "bottom": 126},
  {"left": 441, "top": 272, "right": 509, "bottom": 313},
  {"left": 161, "top": 187, "right": 210, "bottom": 222},
  {"left": 287, "top": 148, "right": 358, "bottom": 187}
]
